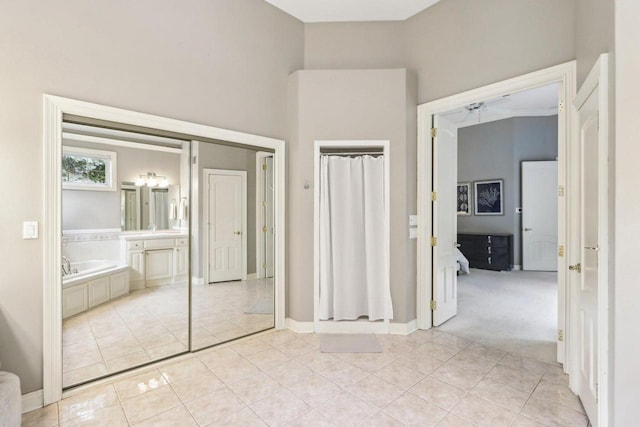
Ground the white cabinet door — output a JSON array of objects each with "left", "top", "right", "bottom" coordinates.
[
  {"left": 146, "top": 249, "right": 174, "bottom": 283},
  {"left": 110, "top": 271, "right": 130, "bottom": 299},
  {"left": 128, "top": 250, "right": 145, "bottom": 281},
  {"left": 88, "top": 277, "right": 110, "bottom": 308},
  {"left": 173, "top": 247, "right": 188, "bottom": 280},
  {"left": 62, "top": 284, "right": 87, "bottom": 319}
]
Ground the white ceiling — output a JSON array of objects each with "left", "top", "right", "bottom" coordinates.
[
  {"left": 263, "top": 0, "right": 441, "bottom": 23},
  {"left": 441, "top": 83, "right": 560, "bottom": 128}
]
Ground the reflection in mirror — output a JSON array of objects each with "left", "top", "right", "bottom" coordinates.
[
  {"left": 61, "top": 123, "right": 190, "bottom": 388},
  {"left": 191, "top": 141, "right": 275, "bottom": 350}
]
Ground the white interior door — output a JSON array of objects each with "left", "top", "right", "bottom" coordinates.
[
  {"left": 432, "top": 115, "right": 458, "bottom": 326},
  {"left": 205, "top": 170, "right": 246, "bottom": 283},
  {"left": 522, "top": 161, "right": 558, "bottom": 271},
  {"left": 575, "top": 82, "right": 601, "bottom": 425}
]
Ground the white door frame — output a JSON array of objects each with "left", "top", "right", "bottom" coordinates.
[
  {"left": 313, "top": 140, "right": 391, "bottom": 334},
  {"left": 255, "top": 151, "right": 274, "bottom": 279},
  {"left": 417, "top": 61, "right": 576, "bottom": 367},
  {"left": 570, "top": 53, "right": 609, "bottom": 426},
  {"left": 202, "top": 168, "right": 247, "bottom": 285},
  {"left": 43, "top": 95, "right": 286, "bottom": 404}
]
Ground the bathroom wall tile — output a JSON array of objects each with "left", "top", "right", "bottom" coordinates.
[
  {"left": 409, "top": 376, "right": 466, "bottom": 411},
  {"left": 470, "top": 378, "right": 531, "bottom": 412},
  {"left": 383, "top": 392, "right": 447, "bottom": 426},
  {"left": 451, "top": 395, "right": 518, "bottom": 427},
  {"left": 346, "top": 374, "right": 404, "bottom": 408}
]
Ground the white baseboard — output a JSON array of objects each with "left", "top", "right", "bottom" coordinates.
[
  {"left": 512, "top": 265, "right": 522, "bottom": 271},
  {"left": 389, "top": 319, "right": 418, "bottom": 335},
  {"left": 246, "top": 273, "right": 258, "bottom": 280},
  {"left": 285, "top": 318, "right": 418, "bottom": 335},
  {"left": 192, "top": 276, "right": 204, "bottom": 285},
  {"left": 285, "top": 318, "right": 314, "bottom": 333},
  {"left": 22, "top": 389, "right": 43, "bottom": 413}
]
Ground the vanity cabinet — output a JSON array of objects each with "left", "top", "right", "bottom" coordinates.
[{"left": 120, "top": 233, "right": 188, "bottom": 288}]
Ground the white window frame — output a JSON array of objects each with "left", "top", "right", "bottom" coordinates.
[{"left": 62, "top": 146, "right": 117, "bottom": 191}]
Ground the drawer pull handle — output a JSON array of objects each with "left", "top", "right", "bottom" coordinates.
[{"left": 488, "top": 257, "right": 492, "bottom": 264}]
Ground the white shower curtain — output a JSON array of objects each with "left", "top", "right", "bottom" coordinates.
[{"left": 319, "top": 154, "right": 393, "bottom": 321}]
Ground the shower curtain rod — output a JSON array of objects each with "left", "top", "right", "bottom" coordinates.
[{"left": 320, "top": 151, "right": 384, "bottom": 156}]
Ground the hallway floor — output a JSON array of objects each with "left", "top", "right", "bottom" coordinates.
[{"left": 26, "top": 329, "right": 587, "bottom": 426}]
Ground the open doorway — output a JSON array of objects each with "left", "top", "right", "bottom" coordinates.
[{"left": 434, "top": 83, "right": 561, "bottom": 363}]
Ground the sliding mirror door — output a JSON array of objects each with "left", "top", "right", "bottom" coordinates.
[
  {"left": 191, "top": 141, "right": 275, "bottom": 350},
  {"left": 61, "top": 122, "right": 190, "bottom": 387}
]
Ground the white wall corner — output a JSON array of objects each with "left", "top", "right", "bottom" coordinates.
[
  {"left": 192, "top": 276, "right": 204, "bottom": 285},
  {"left": 389, "top": 319, "right": 418, "bottom": 336},
  {"left": 285, "top": 318, "right": 315, "bottom": 333},
  {"left": 22, "top": 389, "right": 44, "bottom": 414},
  {"left": 512, "top": 265, "right": 522, "bottom": 271}
]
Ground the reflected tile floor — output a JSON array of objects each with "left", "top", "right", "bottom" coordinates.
[
  {"left": 62, "top": 279, "right": 274, "bottom": 388},
  {"left": 29, "top": 330, "right": 588, "bottom": 426}
]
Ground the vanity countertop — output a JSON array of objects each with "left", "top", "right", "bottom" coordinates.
[{"left": 119, "top": 231, "right": 188, "bottom": 241}]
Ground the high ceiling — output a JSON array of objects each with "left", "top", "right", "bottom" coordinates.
[{"left": 263, "top": 0, "right": 441, "bottom": 23}]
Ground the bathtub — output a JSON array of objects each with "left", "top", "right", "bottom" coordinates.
[
  {"left": 62, "top": 259, "right": 131, "bottom": 318},
  {"left": 63, "top": 259, "right": 125, "bottom": 288}
]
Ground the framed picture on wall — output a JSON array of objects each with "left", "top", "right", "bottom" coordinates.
[
  {"left": 457, "top": 182, "right": 471, "bottom": 215},
  {"left": 474, "top": 179, "right": 503, "bottom": 215}
]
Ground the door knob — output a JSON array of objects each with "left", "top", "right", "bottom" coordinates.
[
  {"left": 524, "top": 228, "right": 533, "bottom": 232},
  {"left": 568, "top": 263, "right": 582, "bottom": 273}
]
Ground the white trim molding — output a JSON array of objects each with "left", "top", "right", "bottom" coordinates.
[
  {"left": 416, "top": 61, "right": 576, "bottom": 371},
  {"left": 44, "top": 95, "right": 286, "bottom": 404},
  {"left": 22, "top": 389, "right": 44, "bottom": 414},
  {"left": 285, "top": 318, "right": 418, "bottom": 336}
]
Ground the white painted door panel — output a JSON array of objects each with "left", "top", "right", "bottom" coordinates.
[
  {"left": 577, "top": 87, "right": 600, "bottom": 425},
  {"left": 522, "top": 161, "right": 558, "bottom": 271},
  {"left": 208, "top": 173, "right": 243, "bottom": 282},
  {"left": 433, "top": 115, "right": 458, "bottom": 326}
]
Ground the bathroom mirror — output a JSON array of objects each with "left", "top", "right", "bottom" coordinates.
[
  {"left": 61, "top": 124, "right": 190, "bottom": 388},
  {"left": 190, "top": 141, "right": 275, "bottom": 350},
  {"left": 121, "top": 182, "right": 181, "bottom": 231}
]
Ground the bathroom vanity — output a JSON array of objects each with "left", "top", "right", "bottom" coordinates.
[{"left": 120, "top": 232, "right": 188, "bottom": 289}]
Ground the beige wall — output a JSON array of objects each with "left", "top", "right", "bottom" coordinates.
[
  {"left": 575, "top": 0, "right": 615, "bottom": 86},
  {"left": 0, "top": 0, "right": 303, "bottom": 393},
  {"left": 287, "top": 69, "right": 417, "bottom": 323}
]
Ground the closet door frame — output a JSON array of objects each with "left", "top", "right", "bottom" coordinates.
[{"left": 312, "top": 140, "right": 391, "bottom": 333}]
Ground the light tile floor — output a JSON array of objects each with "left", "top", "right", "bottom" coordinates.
[
  {"left": 29, "top": 329, "right": 588, "bottom": 426},
  {"left": 63, "top": 279, "right": 274, "bottom": 387}
]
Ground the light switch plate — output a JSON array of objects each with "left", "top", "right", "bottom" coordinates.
[
  {"left": 23, "top": 221, "right": 38, "bottom": 239},
  {"left": 409, "top": 227, "right": 418, "bottom": 239},
  {"left": 409, "top": 215, "right": 418, "bottom": 226}
]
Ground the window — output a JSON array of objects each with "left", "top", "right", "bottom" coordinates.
[{"left": 62, "top": 146, "right": 117, "bottom": 191}]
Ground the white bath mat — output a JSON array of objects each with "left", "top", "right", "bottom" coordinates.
[
  {"left": 245, "top": 298, "right": 273, "bottom": 314},
  {"left": 320, "top": 333, "right": 382, "bottom": 353}
]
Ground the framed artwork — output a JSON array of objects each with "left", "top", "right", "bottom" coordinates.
[
  {"left": 474, "top": 179, "right": 503, "bottom": 215},
  {"left": 457, "top": 182, "right": 471, "bottom": 215},
  {"left": 62, "top": 146, "right": 117, "bottom": 191}
]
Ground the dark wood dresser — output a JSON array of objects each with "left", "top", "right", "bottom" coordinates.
[{"left": 457, "top": 232, "right": 513, "bottom": 271}]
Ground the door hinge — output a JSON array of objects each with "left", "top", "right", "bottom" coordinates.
[
  {"left": 263, "top": 164, "right": 268, "bottom": 171},
  {"left": 263, "top": 263, "right": 268, "bottom": 269},
  {"left": 430, "top": 300, "right": 437, "bottom": 310},
  {"left": 263, "top": 226, "right": 268, "bottom": 233},
  {"left": 558, "top": 245, "right": 565, "bottom": 257},
  {"left": 558, "top": 185, "right": 565, "bottom": 197},
  {"left": 430, "top": 128, "right": 438, "bottom": 138},
  {"left": 192, "top": 155, "right": 197, "bottom": 165},
  {"left": 558, "top": 100, "right": 565, "bottom": 112},
  {"left": 430, "top": 236, "right": 438, "bottom": 246},
  {"left": 558, "top": 329, "right": 564, "bottom": 342},
  {"left": 262, "top": 200, "right": 267, "bottom": 207},
  {"left": 430, "top": 191, "right": 437, "bottom": 201}
]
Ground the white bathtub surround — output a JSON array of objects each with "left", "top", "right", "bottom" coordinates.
[
  {"left": 62, "top": 229, "right": 121, "bottom": 266},
  {"left": 62, "top": 265, "right": 129, "bottom": 319}
]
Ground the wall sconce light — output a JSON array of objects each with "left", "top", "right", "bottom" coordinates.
[{"left": 135, "top": 172, "right": 168, "bottom": 188}]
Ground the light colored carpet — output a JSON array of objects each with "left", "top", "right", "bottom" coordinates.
[
  {"left": 320, "top": 334, "right": 382, "bottom": 353},
  {"left": 436, "top": 268, "right": 558, "bottom": 363}
]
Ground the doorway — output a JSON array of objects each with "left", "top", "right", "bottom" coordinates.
[{"left": 416, "top": 62, "right": 576, "bottom": 366}]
